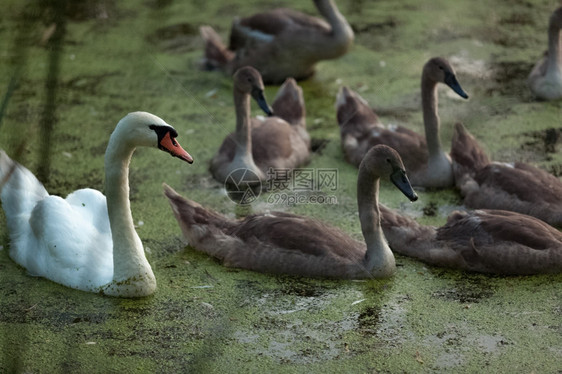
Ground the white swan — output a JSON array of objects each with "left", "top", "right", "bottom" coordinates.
[
  {"left": 528, "top": 6, "right": 562, "bottom": 100},
  {"left": 0, "top": 112, "right": 193, "bottom": 297}
]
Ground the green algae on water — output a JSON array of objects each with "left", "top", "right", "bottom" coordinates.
[{"left": 1, "top": 0, "right": 561, "bottom": 372}]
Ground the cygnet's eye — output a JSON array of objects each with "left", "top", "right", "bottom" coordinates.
[{"left": 386, "top": 158, "right": 391, "bottom": 163}]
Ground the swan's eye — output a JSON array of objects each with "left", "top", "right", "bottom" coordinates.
[
  {"left": 149, "top": 124, "right": 179, "bottom": 146},
  {"left": 165, "top": 129, "right": 179, "bottom": 146}
]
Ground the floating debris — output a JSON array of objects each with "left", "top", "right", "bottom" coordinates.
[
  {"left": 415, "top": 350, "right": 424, "bottom": 364},
  {"left": 205, "top": 88, "right": 218, "bottom": 98},
  {"left": 201, "top": 302, "right": 214, "bottom": 310}
]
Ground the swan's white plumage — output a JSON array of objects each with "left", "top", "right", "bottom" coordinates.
[
  {"left": 0, "top": 152, "right": 121, "bottom": 294},
  {"left": 1, "top": 154, "right": 113, "bottom": 289}
]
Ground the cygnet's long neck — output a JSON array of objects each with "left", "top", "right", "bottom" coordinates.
[
  {"left": 546, "top": 14, "right": 562, "bottom": 75},
  {"left": 314, "top": 0, "right": 354, "bottom": 57},
  {"left": 421, "top": 74, "right": 443, "bottom": 159},
  {"left": 233, "top": 87, "right": 253, "bottom": 161},
  {"left": 356, "top": 166, "right": 396, "bottom": 277},
  {"left": 104, "top": 131, "right": 152, "bottom": 282}
]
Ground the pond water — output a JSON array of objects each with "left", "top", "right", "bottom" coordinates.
[{"left": 0, "top": 0, "right": 561, "bottom": 372}]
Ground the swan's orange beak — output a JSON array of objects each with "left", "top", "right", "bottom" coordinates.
[{"left": 160, "top": 132, "right": 193, "bottom": 164}]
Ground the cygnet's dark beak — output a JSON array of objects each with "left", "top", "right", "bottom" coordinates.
[
  {"left": 251, "top": 87, "right": 274, "bottom": 116},
  {"left": 444, "top": 71, "right": 469, "bottom": 99},
  {"left": 390, "top": 169, "right": 418, "bottom": 202}
]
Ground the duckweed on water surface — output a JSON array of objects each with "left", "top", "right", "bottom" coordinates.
[{"left": 0, "top": 0, "right": 561, "bottom": 372}]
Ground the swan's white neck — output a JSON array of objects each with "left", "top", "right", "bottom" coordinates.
[
  {"left": 103, "top": 128, "right": 156, "bottom": 296},
  {"left": 357, "top": 169, "right": 396, "bottom": 277}
]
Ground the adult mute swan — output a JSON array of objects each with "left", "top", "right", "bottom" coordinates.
[
  {"left": 200, "top": 0, "right": 354, "bottom": 84},
  {"left": 166, "top": 145, "right": 418, "bottom": 279},
  {"left": 0, "top": 112, "right": 193, "bottom": 297},
  {"left": 528, "top": 6, "right": 562, "bottom": 100},
  {"left": 337, "top": 57, "right": 469, "bottom": 188}
]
